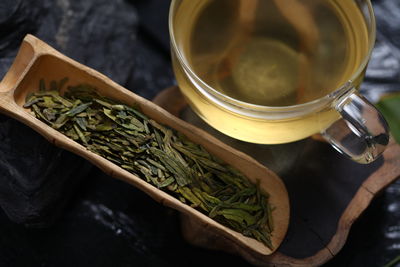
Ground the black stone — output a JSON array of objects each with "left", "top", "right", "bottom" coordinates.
[
  {"left": 0, "top": 116, "right": 92, "bottom": 227},
  {"left": 0, "top": 0, "right": 174, "bottom": 227}
]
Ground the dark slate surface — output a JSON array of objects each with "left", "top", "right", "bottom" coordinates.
[{"left": 0, "top": 0, "right": 399, "bottom": 266}]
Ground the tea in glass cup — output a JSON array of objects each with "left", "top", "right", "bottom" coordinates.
[{"left": 169, "top": 0, "right": 389, "bottom": 163}]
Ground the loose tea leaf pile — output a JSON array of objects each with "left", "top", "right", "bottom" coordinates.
[{"left": 25, "top": 79, "right": 275, "bottom": 248}]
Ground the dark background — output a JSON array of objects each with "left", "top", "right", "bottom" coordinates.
[{"left": 0, "top": 0, "right": 399, "bottom": 266}]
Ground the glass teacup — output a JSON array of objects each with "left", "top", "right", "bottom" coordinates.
[{"left": 169, "top": 0, "right": 389, "bottom": 164}]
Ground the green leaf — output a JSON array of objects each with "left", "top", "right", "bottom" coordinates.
[
  {"left": 75, "top": 117, "right": 88, "bottom": 131},
  {"left": 73, "top": 124, "right": 88, "bottom": 145},
  {"left": 32, "top": 104, "right": 51, "bottom": 123},
  {"left": 50, "top": 80, "right": 58, "bottom": 91},
  {"left": 43, "top": 108, "right": 57, "bottom": 121},
  {"left": 94, "top": 99, "right": 113, "bottom": 109},
  {"left": 94, "top": 124, "right": 114, "bottom": 131},
  {"left": 377, "top": 93, "right": 400, "bottom": 144},
  {"left": 23, "top": 96, "right": 41, "bottom": 108},
  {"left": 217, "top": 208, "right": 256, "bottom": 226},
  {"left": 384, "top": 255, "right": 400, "bottom": 267},
  {"left": 66, "top": 102, "right": 92, "bottom": 116},
  {"left": 58, "top": 77, "right": 69, "bottom": 91},
  {"left": 39, "top": 79, "right": 46, "bottom": 91},
  {"left": 158, "top": 177, "right": 175, "bottom": 188}
]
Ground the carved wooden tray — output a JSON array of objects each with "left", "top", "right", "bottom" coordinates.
[{"left": 153, "top": 86, "right": 400, "bottom": 266}]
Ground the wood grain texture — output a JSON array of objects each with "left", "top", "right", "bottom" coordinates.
[
  {"left": 154, "top": 86, "right": 400, "bottom": 266},
  {"left": 0, "top": 35, "right": 289, "bottom": 256}
]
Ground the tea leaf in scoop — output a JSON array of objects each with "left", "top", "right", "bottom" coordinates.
[
  {"left": 34, "top": 90, "right": 73, "bottom": 107},
  {"left": 199, "top": 189, "right": 220, "bottom": 205},
  {"left": 216, "top": 208, "right": 256, "bottom": 226},
  {"left": 94, "top": 99, "right": 113, "bottom": 109},
  {"left": 96, "top": 124, "right": 115, "bottom": 131},
  {"left": 249, "top": 228, "right": 273, "bottom": 249},
  {"left": 149, "top": 147, "right": 191, "bottom": 187},
  {"left": 24, "top": 96, "right": 41, "bottom": 108},
  {"left": 43, "top": 108, "right": 57, "bottom": 121},
  {"left": 53, "top": 114, "right": 70, "bottom": 129},
  {"left": 103, "top": 108, "right": 117, "bottom": 121},
  {"left": 75, "top": 117, "right": 88, "bottom": 131},
  {"left": 31, "top": 104, "right": 51, "bottom": 124},
  {"left": 146, "top": 158, "right": 167, "bottom": 172},
  {"left": 58, "top": 77, "right": 69, "bottom": 91},
  {"left": 73, "top": 124, "right": 88, "bottom": 145},
  {"left": 50, "top": 80, "right": 58, "bottom": 91},
  {"left": 65, "top": 127, "right": 79, "bottom": 140},
  {"left": 158, "top": 177, "right": 175, "bottom": 188},
  {"left": 39, "top": 79, "right": 46, "bottom": 91},
  {"left": 66, "top": 102, "right": 92, "bottom": 116},
  {"left": 125, "top": 105, "right": 149, "bottom": 121},
  {"left": 225, "top": 202, "right": 262, "bottom": 212},
  {"left": 26, "top": 79, "right": 276, "bottom": 249},
  {"left": 267, "top": 204, "right": 275, "bottom": 233},
  {"left": 178, "top": 187, "right": 208, "bottom": 211}
]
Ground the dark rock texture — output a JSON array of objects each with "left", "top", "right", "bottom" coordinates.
[{"left": 0, "top": 0, "right": 173, "bottom": 227}]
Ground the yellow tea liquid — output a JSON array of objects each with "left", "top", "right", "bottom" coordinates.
[{"left": 171, "top": 0, "right": 370, "bottom": 143}]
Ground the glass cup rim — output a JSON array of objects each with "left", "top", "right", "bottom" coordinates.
[{"left": 168, "top": 0, "right": 377, "bottom": 113}]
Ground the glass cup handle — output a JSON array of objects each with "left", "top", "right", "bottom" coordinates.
[{"left": 321, "top": 86, "right": 390, "bottom": 164}]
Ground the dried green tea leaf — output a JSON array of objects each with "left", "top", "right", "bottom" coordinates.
[
  {"left": 217, "top": 208, "right": 256, "bottom": 226},
  {"left": 66, "top": 102, "right": 92, "bottom": 116},
  {"left": 23, "top": 96, "right": 41, "bottom": 108},
  {"left": 158, "top": 177, "right": 175, "bottom": 188},
  {"left": 58, "top": 77, "right": 69, "bottom": 91},
  {"left": 39, "top": 79, "right": 46, "bottom": 91},
  {"left": 26, "top": 79, "right": 275, "bottom": 249}
]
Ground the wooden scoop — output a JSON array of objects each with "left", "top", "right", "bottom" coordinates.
[{"left": 0, "top": 35, "right": 289, "bottom": 256}]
